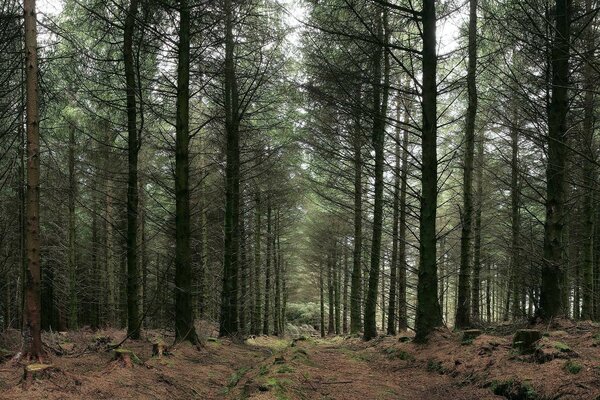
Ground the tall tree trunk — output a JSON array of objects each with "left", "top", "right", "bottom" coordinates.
[
  {"left": 415, "top": 0, "right": 443, "bottom": 342},
  {"left": 540, "top": 0, "right": 570, "bottom": 319},
  {"left": 343, "top": 240, "right": 349, "bottom": 334},
  {"left": 263, "top": 201, "right": 272, "bottom": 335},
  {"left": 23, "top": 0, "right": 42, "bottom": 358},
  {"left": 438, "top": 237, "right": 446, "bottom": 322},
  {"left": 327, "top": 251, "right": 335, "bottom": 335},
  {"left": 364, "top": 7, "right": 390, "bottom": 341},
  {"left": 320, "top": 262, "right": 325, "bottom": 337},
  {"left": 510, "top": 114, "right": 521, "bottom": 319},
  {"left": 350, "top": 85, "right": 363, "bottom": 334},
  {"left": 124, "top": 0, "right": 140, "bottom": 339},
  {"left": 398, "top": 99, "right": 410, "bottom": 331},
  {"left": 240, "top": 198, "right": 248, "bottom": 334},
  {"left": 472, "top": 131, "right": 484, "bottom": 320},
  {"left": 581, "top": 0, "right": 595, "bottom": 320},
  {"left": 456, "top": 0, "right": 478, "bottom": 329},
  {"left": 174, "top": 0, "right": 198, "bottom": 344},
  {"left": 252, "top": 192, "right": 262, "bottom": 335},
  {"left": 273, "top": 211, "right": 281, "bottom": 335},
  {"left": 334, "top": 245, "right": 341, "bottom": 334},
  {"left": 68, "top": 123, "right": 77, "bottom": 329},
  {"left": 220, "top": 0, "right": 241, "bottom": 336},
  {"left": 387, "top": 96, "right": 402, "bottom": 335}
]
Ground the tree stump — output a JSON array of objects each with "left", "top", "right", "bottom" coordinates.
[
  {"left": 113, "top": 348, "right": 134, "bottom": 368},
  {"left": 462, "top": 329, "right": 482, "bottom": 342},
  {"left": 152, "top": 342, "right": 168, "bottom": 359},
  {"left": 513, "top": 329, "right": 542, "bottom": 354},
  {"left": 22, "top": 364, "right": 54, "bottom": 388}
]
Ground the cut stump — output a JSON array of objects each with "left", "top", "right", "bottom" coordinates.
[
  {"left": 113, "top": 348, "right": 134, "bottom": 368},
  {"left": 513, "top": 329, "right": 542, "bottom": 354},
  {"left": 23, "top": 363, "right": 54, "bottom": 388},
  {"left": 152, "top": 342, "right": 168, "bottom": 359}
]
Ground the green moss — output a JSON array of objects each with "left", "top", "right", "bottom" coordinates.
[
  {"left": 564, "top": 361, "right": 582, "bottom": 374},
  {"left": 490, "top": 379, "right": 538, "bottom": 400},
  {"left": 553, "top": 341, "right": 571, "bottom": 352}
]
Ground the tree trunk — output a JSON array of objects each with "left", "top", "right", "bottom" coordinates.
[
  {"left": 350, "top": 84, "right": 363, "bottom": 334},
  {"left": 240, "top": 198, "right": 248, "bottom": 334},
  {"left": 364, "top": 7, "right": 390, "bottom": 341},
  {"left": 174, "top": 0, "right": 198, "bottom": 344},
  {"left": 456, "top": 0, "right": 478, "bottom": 329},
  {"left": 472, "top": 131, "right": 484, "bottom": 320},
  {"left": 581, "top": 0, "right": 595, "bottom": 320},
  {"left": 220, "top": 0, "right": 241, "bottom": 336},
  {"left": 320, "top": 262, "right": 325, "bottom": 337},
  {"left": 343, "top": 240, "right": 349, "bottom": 334},
  {"left": 398, "top": 99, "right": 410, "bottom": 332},
  {"left": 510, "top": 113, "right": 521, "bottom": 319},
  {"left": 273, "top": 211, "right": 281, "bottom": 336},
  {"left": 327, "top": 251, "right": 335, "bottom": 335},
  {"left": 263, "top": 201, "right": 272, "bottom": 335},
  {"left": 415, "top": 0, "right": 443, "bottom": 342},
  {"left": 68, "top": 123, "right": 77, "bottom": 329},
  {"left": 334, "top": 245, "right": 341, "bottom": 334},
  {"left": 124, "top": 0, "right": 140, "bottom": 339},
  {"left": 23, "top": 0, "right": 42, "bottom": 359},
  {"left": 540, "top": 0, "right": 570, "bottom": 319},
  {"left": 387, "top": 95, "right": 402, "bottom": 335},
  {"left": 252, "top": 193, "right": 262, "bottom": 335}
]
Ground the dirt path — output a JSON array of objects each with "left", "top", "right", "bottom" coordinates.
[{"left": 234, "top": 337, "right": 501, "bottom": 399}]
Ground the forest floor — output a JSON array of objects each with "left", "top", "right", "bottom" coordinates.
[{"left": 0, "top": 319, "right": 600, "bottom": 399}]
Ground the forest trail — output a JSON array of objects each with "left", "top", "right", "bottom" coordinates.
[
  {"left": 2, "top": 321, "right": 600, "bottom": 399},
  {"left": 233, "top": 336, "right": 499, "bottom": 399}
]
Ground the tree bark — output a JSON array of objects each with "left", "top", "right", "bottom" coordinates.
[
  {"left": 68, "top": 123, "right": 77, "bottom": 329},
  {"left": 23, "top": 0, "right": 42, "bottom": 359},
  {"left": 174, "top": 0, "right": 198, "bottom": 344},
  {"left": 124, "top": 0, "right": 140, "bottom": 339},
  {"left": 387, "top": 95, "right": 402, "bottom": 335},
  {"left": 252, "top": 192, "right": 262, "bottom": 335},
  {"left": 263, "top": 201, "right": 272, "bottom": 335},
  {"left": 540, "top": 0, "right": 570, "bottom": 319},
  {"left": 510, "top": 113, "right": 521, "bottom": 319},
  {"left": 456, "top": 0, "right": 478, "bottom": 329},
  {"left": 415, "top": 0, "right": 443, "bottom": 342},
  {"left": 364, "top": 7, "right": 390, "bottom": 341},
  {"left": 350, "top": 85, "right": 363, "bottom": 334},
  {"left": 581, "top": 0, "right": 595, "bottom": 320},
  {"left": 220, "top": 0, "right": 241, "bottom": 336}
]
